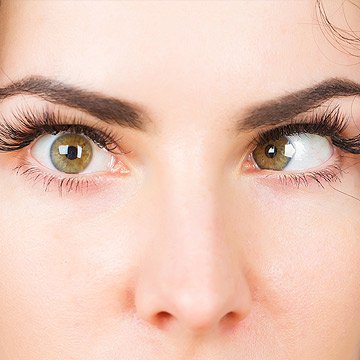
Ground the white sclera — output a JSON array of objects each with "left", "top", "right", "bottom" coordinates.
[
  {"left": 31, "top": 133, "right": 114, "bottom": 174},
  {"left": 284, "top": 133, "right": 333, "bottom": 171}
]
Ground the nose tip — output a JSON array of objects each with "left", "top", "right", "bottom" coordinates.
[
  {"left": 133, "top": 178, "right": 253, "bottom": 335},
  {"left": 155, "top": 291, "right": 248, "bottom": 334},
  {"left": 135, "top": 273, "right": 252, "bottom": 335}
]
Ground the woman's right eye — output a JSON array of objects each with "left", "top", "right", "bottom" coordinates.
[{"left": 31, "top": 132, "right": 128, "bottom": 175}]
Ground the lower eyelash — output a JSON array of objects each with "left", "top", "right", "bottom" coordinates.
[
  {"left": 249, "top": 107, "right": 360, "bottom": 189},
  {"left": 13, "top": 161, "right": 100, "bottom": 196},
  {"left": 277, "top": 162, "right": 344, "bottom": 189}
]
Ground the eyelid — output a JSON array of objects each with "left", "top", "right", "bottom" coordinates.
[
  {"left": 241, "top": 107, "right": 360, "bottom": 188},
  {"left": 246, "top": 106, "right": 360, "bottom": 159},
  {"left": 0, "top": 104, "right": 133, "bottom": 155},
  {"left": 0, "top": 104, "right": 136, "bottom": 194},
  {"left": 252, "top": 108, "right": 348, "bottom": 146}
]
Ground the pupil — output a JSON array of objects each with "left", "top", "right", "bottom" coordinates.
[
  {"left": 66, "top": 146, "right": 78, "bottom": 160},
  {"left": 265, "top": 144, "right": 277, "bottom": 158}
]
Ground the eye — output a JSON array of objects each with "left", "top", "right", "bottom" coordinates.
[
  {"left": 31, "top": 132, "right": 115, "bottom": 174},
  {"left": 252, "top": 133, "right": 334, "bottom": 171}
]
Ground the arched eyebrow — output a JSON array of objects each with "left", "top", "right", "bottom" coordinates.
[
  {"left": 0, "top": 75, "right": 149, "bottom": 131},
  {"left": 0, "top": 76, "right": 359, "bottom": 133},
  {"left": 237, "top": 78, "right": 360, "bottom": 132}
]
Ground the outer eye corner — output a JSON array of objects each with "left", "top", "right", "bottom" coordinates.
[{"left": 108, "top": 155, "right": 131, "bottom": 175}]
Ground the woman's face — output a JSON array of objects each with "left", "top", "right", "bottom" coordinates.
[{"left": 0, "top": 1, "right": 359, "bottom": 359}]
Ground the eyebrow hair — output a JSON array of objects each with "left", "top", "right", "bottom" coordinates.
[
  {"left": 0, "top": 76, "right": 147, "bottom": 130},
  {"left": 0, "top": 76, "right": 359, "bottom": 134},
  {"left": 237, "top": 78, "right": 360, "bottom": 132}
]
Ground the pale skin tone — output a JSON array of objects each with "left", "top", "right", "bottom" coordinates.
[{"left": 0, "top": 0, "right": 359, "bottom": 359}]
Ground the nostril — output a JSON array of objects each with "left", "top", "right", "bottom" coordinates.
[
  {"left": 225, "top": 311, "right": 237, "bottom": 320},
  {"left": 154, "top": 309, "right": 244, "bottom": 333},
  {"left": 158, "top": 311, "right": 172, "bottom": 321},
  {"left": 156, "top": 311, "right": 173, "bottom": 328},
  {"left": 220, "top": 311, "right": 242, "bottom": 332}
]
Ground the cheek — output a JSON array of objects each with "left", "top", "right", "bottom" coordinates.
[
  {"left": 243, "top": 186, "right": 360, "bottom": 356},
  {"left": 0, "top": 183, "right": 143, "bottom": 356}
]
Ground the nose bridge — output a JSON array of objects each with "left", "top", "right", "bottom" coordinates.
[
  {"left": 163, "top": 160, "right": 222, "bottom": 250},
  {"left": 157, "top": 130, "right": 225, "bottom": 233},
  {"left": 134, "top": 142, "right": 252, "bottom": 334},
  {"left": 161, "top": 169, "right": 229, "bottom": 297},
  {"left": 157, "top": 140, "right": 229, "bottom": 283}
]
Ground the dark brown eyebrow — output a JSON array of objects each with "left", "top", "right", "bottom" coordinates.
[
  {"left": 236, "top": 78, "right": 360, "bottom": 132},
  {"left": 0, "top": 76, "right": 359, "bottom": 134},
  {"left": 0, "top": 76, "right": 148, "bottom": 131}
]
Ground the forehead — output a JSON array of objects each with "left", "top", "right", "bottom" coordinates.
[{"left": 0, "top": 0, "right": 358, "bottom": 127}]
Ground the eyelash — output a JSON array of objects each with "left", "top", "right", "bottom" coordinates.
[
  {"left": 249, "top": 108, "right": 360, "bottom": 188},
  {"left": 0, "top": 107, "right": 124, "bottom": 153},
  {"left": 0, "top": 106, "right": 130, "bottom": 194},
  {"left": 0, "top": 106, "right": 358, "bottom": 194}
]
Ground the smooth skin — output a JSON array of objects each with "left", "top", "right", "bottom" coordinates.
[{"left": 0, "top": 1, "right": 359, "bottom": 359}]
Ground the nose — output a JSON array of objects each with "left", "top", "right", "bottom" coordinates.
[
  {"left": 135, "top": 258, "right": 252, "bottom": 335},
  {"left": 134, "top": 176, "right": 252, "bottom": 336}
]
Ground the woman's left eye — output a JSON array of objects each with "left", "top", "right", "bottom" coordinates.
[
  {"left": 31, "top": 132, "right": 116, "bottom": 174},
  {"left": 252, "top": 133, "right": 334, "bottom": 171}
]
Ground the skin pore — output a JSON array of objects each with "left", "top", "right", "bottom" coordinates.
[{"left": 0, "top": 0, "right": 359, "bottom": 359}]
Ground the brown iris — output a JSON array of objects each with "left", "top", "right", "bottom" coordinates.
[
  {"left": 252, "top": 136, "right": 294, "bottom": 171},
  {"left": 50, "top": 133, "right": 93, "bottom": 174}
]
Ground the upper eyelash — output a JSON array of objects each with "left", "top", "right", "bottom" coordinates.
[
  {"left": 252, "top": 107, "right": 360, "bottom": 155},
  {"left": 0, "top": 103, "right": 357, "bottom": 195},
  {"left": 0, "top": 104, "right": 358, "bottom": 169},
  {"left": 0, "top": 105, "right": 127, "bottom": 154}
]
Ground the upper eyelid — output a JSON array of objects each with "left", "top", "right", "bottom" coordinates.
[
  {"left": 0, "top": 102, "right": 358, "bottom": 156},
  {"left": 250, "top": 111, "right": 360, "bottom": 156},
  {"left": 0, "top": 106, "right": 128, "bottom": 154},
  {"left": 255, "top": 122, "right": 340, "bottom": 144},
  {"left": 252, "top": 109, "right": 348, "bottom": 142}
]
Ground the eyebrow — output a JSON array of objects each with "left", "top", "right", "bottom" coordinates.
[
  {"left": 0, "top": 76, "right": 359, "bottom": 133},
  {"left": 237, "top": 78, "right": 360, "bottom": 132},
  {"left": 0, "top": 76, "right": 148, "bottom": 131}
]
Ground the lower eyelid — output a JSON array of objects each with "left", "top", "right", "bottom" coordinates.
[
  {"left": 241, "top": 144, "right": 348, "bottom": 188},
  {"left": 12, "top": 160, "right": 128, "bottom": 194},
  {"left": 251, "top": 163, "right": 344, "bottom": 190},
  {"left": 9, "top": 146, "right": 132, "bottom": 194}
]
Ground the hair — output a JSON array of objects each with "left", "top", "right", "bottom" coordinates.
[
  {"left": 315, "top": 0, "right": 360, "bottom": 203},
  {"left": 316, "top": 0, "right": 360, "bottom": 58}
]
